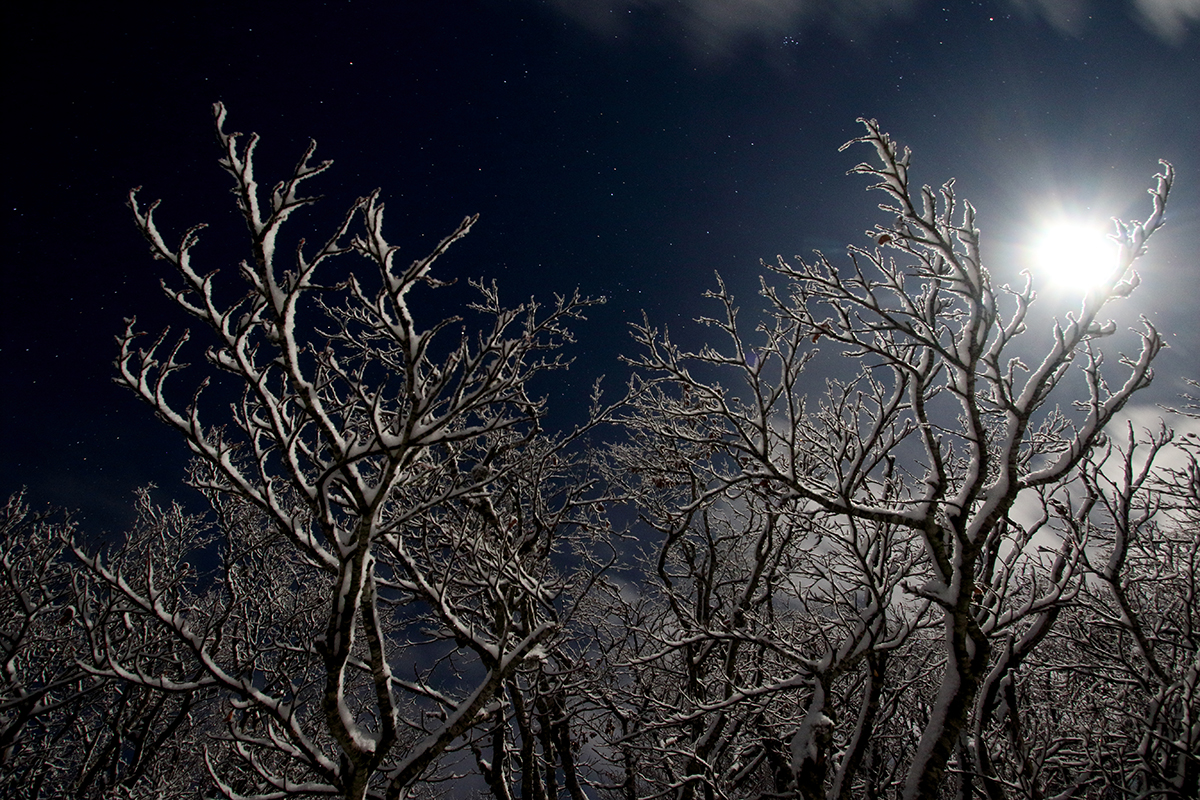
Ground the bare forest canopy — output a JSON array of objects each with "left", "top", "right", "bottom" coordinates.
[{"left": 2, "top": 107, "right": 1197, "bottom": 800}]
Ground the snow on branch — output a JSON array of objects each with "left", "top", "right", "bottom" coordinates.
[{"left": 104, "top": 105, "right": 615, "bottom": 799}]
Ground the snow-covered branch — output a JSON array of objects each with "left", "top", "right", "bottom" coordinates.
[{"left": 105, "top": 105, "right": 614, "bottom": 799}]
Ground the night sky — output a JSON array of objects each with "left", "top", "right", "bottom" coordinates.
[{"left": 4, "top": 0, "right": 1199, "bottom": 534}]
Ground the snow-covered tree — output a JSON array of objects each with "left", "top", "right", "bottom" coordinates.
[
  {"left": 7, "top": 109, "right": 1187, "bottom": 799},
  {"left": 1, "top": 490, "right": 214, "bottom": 798},
  {"left": 593, "top": 119, "right": 1174, "bottom": 798},
  {"left": 1014, "top": 413, "right": 1198, "bottom": 798},
  {"left": 99, "top": 103, "right": 612, "bottom": 799}
]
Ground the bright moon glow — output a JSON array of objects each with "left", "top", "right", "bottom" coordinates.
[{"left": 1032, "top": 222, "right": 1119, "bottom": 289}]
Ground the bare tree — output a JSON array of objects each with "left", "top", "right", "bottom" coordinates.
[
  {"left": 967, "top": 411, "right": 1199, "bottom": 800},
  {"left": 9, "top": 110, "right": 1185, "bottom": 799},
  {"left": 97, "top": 103, "right": 611, "bottom": 799},
  {"left": 1, "top": 490, "right": 214, "bottom": 798},
  {"left": 598, "top": 119, "right": 1173, "bottom": 798},
  {"left": 1040, "top": 417, "right": 1198, "bottom": 798},
  {"left": 594, "top": 372, "right": 929, "bottom": 798},
  {"left": 2, "top": 493, "right": 88, "bottom": 796}
]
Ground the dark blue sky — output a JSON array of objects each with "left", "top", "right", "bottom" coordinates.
[{"left": 4, "top": 0, "right": 1198, "bottom": 533}]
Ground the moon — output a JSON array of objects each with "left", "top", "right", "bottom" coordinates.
[{"left": 1031, "top": 221, "right": 1118, "bottom": 289}]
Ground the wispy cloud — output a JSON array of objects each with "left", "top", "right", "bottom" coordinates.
[
  {"left": 1006, "top": 0, "right": 1091, "bottom": 35},
  {"left": 1011, "top": 0, "right": 1200, "bottom": 41},
  {"left": 1133, "top": 0, "right": 1200, "bottom": 43},
  {"left": 545, "top": 0, "right": 1198, "bottom": 55},
  {"left": 544, "top": 0, "right": 918, "bottom": 58}
]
